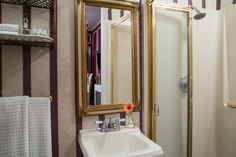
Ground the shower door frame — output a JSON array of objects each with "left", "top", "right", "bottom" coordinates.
[{"left": 146, "top": 1, "right": 193, "bottom": 157}]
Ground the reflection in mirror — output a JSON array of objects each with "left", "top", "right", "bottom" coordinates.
[{"left": 86, "top": 6, "right": 132, "bottom": 105}]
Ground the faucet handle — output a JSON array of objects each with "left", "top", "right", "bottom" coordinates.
[
  {"left": 95, "top": 120, "right": 107, "bottom": 131},
  {"left": 108, "top": 118, "right": 114, "bottom": 128},
  {"left": 115, "top": 119, "right": 120, "bottom": 125},
  {"left": 114, "top": 119, "right": 121, "bottom": 131},
  {"left": 102, "top": 121, "right": 107, "bottom": 127}
]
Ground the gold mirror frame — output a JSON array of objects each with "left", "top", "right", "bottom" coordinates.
[
  {"left": 75, "top": 0, "right": 140, "bottom": 116},
  {"left": 146, "top": 1, "right": 193, "bottom": 157}
]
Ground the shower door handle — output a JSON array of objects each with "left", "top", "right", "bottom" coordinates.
[{"left": 153, "top": 104, "right": 159, "bottom": 116}]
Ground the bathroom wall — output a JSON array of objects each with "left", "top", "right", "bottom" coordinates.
[
  {"left": 221, "top": 0, "right": 236, "bottom": 8},
  {"left": 1, "top": 4, "right": 23, "bottom": 96},
  {"left": 217, "top": 5, "right": 236, "bottom": 157},
  {"left": 1, "top": 0, "right": 235, "bottom": 157},
  {"left": 58, "top": 0, "right": 77, "bottom": 156},
  {"left": 192, "top": 9, "right": 222, "bottom": 157}
]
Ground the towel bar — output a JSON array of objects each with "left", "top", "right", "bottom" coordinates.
[{"left": 48, "top": 96, "right": 53, "bottom": 102}]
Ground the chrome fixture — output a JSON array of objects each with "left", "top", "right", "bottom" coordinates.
[
  {"left": 190, "top": 6, "right": 206, "bottom": 20},
  {"left": 96, "top": 118, "right": 125, "bottom": 132},
  {"left": 23, "top": 18, "right": 29, "bottom": 29},
  {"left": 22, "top": 18, "right": 31, "bottom": 34},
  {"left": 179, "top": 76, "right": 188, "bottom": 93}
]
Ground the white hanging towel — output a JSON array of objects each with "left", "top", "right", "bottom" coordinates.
[
  {"left": 29, "top": 97, "right": 52, "bottom": 157},
  {"left": 0, "top": 96, "right": 30, "bottom": 157}
]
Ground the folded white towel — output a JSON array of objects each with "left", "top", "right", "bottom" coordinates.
[
  {"left": 0, "top": 24, "right": 19, "bottom": 32},
  {"left": 0, "top": 96, "right": 30, "bottom": 157},
  {"left": 29, "top": 97, "right": 52, "bottom": 157},
  {"left": 0, "top": 30, "right": 18, "bottom": 35}
]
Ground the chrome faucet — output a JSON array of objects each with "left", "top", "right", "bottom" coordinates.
[{"left": 96, "top": 118, "right": 125, "bottom": 132}]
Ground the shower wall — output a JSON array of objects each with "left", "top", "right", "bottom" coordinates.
[
  {"left": 192, "top": 9, "right": 222, "bottom": 157},
  {"left": 218, "top": 5, "right": 236, "bottom": 157}
]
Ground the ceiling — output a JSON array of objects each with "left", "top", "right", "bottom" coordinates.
[
  {"left": 86, "top": 6, "right": 101, "bottom": 31},
  {"left": 221, "top": 0, "right": 235, "bottom": 8}
]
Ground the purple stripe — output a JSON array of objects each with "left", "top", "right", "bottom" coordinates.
[
  {"left": 202, "top": 0, "right": 206, "bottom": 8},
  {"left": 173, "top": 0, "right": 178, "bottom": 3},
  {"left": 23, "top": 6, "right": 31, "bottom": 28},
  {"left": 139, "top": 0, "right": 143, "bottom": 132},
  {"left": 99, "top": 115, "right": 105, "bottom": 128},
  {"left": 216, "top": 0, "right": 221, "bottom": 10},
  {"left": 120, "top": 10, "right": 124, "bottom": 17},
  {"left": 76, "top": 117, "right": 83, "bottom": 157},
  {"left": 0, "top": 45, "right": 2, "bottom": 97},
  {"left": 0, "top": 3, "right": 2, "bottom": 97},
  {"left": 99, "top": 115, "right": 105, "bottom": 121},
  {"left": 233, "top": 0, "right": 236, "bottom": 4},
  {"left": 50, "top": 4, "right": 59, "bottom": 157},
  {"left": 23, "top": 47, "right": 31, "bottom": 96},
  {"left": 120, "top": 112, "right": 126, "bottom": 126},
  {"left": 23, "top": 6, "right": 31, "bottom": 96},
  {"left": 108, "top": 9, "right": 112, "bottom": 20},
  {"left": 118, "top": 4, "right": 125, "bottom": 126},
  {"left": 188, "top": 0, "right": 192, "bottom": 5}
]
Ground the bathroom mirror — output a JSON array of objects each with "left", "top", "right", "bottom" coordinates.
[{"left": 75, "top": 0, "right": 140, "bottom": 116}]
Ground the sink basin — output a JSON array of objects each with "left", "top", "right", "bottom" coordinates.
[{"left": 78, "top": 127, "right": 163, "bottom": 157}]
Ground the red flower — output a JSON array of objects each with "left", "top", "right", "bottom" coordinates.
[{"left": 124, "top": 102, "right": 134, "bottom": 113}]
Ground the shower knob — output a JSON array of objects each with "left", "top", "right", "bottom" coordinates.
[{"left": 179, "top": 76, "right": 188, "bottom": 93}]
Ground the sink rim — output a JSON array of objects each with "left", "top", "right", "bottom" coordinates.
[{"left": 78, "top": 127, "right": 163, "bottom": 157}]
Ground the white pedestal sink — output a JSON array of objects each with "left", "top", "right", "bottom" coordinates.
[{"left": 78, "top": 127, "right": 163, "bottom": 157}]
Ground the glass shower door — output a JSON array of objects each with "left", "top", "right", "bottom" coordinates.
[{"left": 154, "top": 7, "right": 189, "bottom": 157}]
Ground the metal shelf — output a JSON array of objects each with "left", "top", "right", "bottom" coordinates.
[
  {"left": 0, "top": 33, "right": 53, "bottom": 47},
  {"left": 0, "top": 0, "right": 53, "bottom": 9}
]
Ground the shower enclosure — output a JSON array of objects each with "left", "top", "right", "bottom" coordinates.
[{"left": 147, "top": 2, "right": 193, "bottom": 157}]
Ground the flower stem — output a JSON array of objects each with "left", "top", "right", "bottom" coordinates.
[{"left": 130, "top": 112, "right": 136, "bottom": 128}]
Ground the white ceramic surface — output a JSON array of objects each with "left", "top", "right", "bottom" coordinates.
[{"left": 78, "top": 127, "right": 163, "bottom": 157}]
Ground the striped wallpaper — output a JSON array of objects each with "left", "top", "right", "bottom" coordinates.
[
  {"left": 0, "top": 3, "right": 2, "bottom": 97},
  {"left": 0, "top": 3, "right": 59, "bottom": 157},
  {"left": 161, "top": 0, "right": 236, "bottom": 10}
]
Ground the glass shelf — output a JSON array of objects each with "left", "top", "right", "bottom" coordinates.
[
  {"left": 0, "top": 33, "right": 54, "bottom": 47},
  {"left": 0, "top": 0, "right": 53, "bottom": 9}
]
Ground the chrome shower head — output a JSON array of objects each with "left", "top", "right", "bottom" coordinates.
[{"left": 191, "top": 6, "right": 206, "bottom": 20}]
